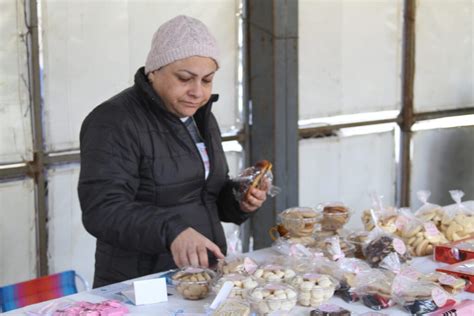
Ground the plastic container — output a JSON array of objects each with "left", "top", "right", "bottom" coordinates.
[
  {"left": 248, "top": 283, "right": 297, "bottom": 315},
  {"left": 252, "top": 264, "right": 297, "bottom": 283},
  {"left": 213, "top": 273, "right": 259, "bottom": 299},
  {"left": 288, "top": 273, "right": 337, "bottom": 307},
  {"left": 318, "top": 203, "right": 351, "bottom": 231},
  {"left": 171, "top": 267, "right": 216, "bottom": 300},
  {"left": 279, "top": 207, "right": 322, "bottom": 237}
]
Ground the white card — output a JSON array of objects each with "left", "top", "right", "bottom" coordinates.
[{"left": 122, "top": 277, "right": 168, "bottom": 305}]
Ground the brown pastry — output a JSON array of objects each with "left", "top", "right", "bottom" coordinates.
[{"left": 244, "top": 160, "right": 272, "bottom": 200}]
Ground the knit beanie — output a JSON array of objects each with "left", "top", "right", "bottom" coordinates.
[{"left": 145, "top": 15, "right": 220, "bottom": 74}]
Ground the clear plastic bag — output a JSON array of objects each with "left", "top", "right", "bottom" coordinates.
[
  {"left": 350, "top": 269, "right": 395, "bottom": 310},
  {"left": 232, "top": 160, "right": 281, "bottom": 202},
  {"left": 363, "top": 226, "right": 411, "bottom": 268},
  {"left": 361, "top": 193, "right": 399, "bottom": 234},
  {"left": 440, "top": 190, "right": 474, "bottom": 241},
  {"left": 391, "top": 274, "right": 453, "bottom": 314},
  {"left": 414, "top": 190, "right": 444, "bottom": 228},
  {"left": 399, "top": 208, "right": 448, "bottom": 257}
]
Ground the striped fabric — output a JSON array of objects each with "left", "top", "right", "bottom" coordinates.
[{"left": 0, "top": 270, "right": 78, "bottom": 312}]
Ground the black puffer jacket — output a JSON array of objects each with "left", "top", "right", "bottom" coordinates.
[{"left": 78, "top": 67, "right": 249, "bottom": 287}]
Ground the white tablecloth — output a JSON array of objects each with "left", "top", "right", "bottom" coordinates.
[{"left": 4, "top": 248, "right": 474, "bottom": 315}]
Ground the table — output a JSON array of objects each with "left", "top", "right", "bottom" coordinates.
[{"left": 5, "top": 248, "right": 473, "bottom": 315}]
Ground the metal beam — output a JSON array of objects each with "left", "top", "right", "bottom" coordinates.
[
  {"left": 247, "top": 0, "right": 298, "bottom": 249},
  {"left": 398, "top": 0, "right": 416, "bottom": 207},
  {"left": 28, "top": 0, "right": 48, "bottom": 276}
]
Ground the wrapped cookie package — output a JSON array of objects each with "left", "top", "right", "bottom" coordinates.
[
  {"left": 171, "top": 267, "right": 216, "bottom": 300},
  {"left": 217, "top": 256, "right": 259, "bottom": 275},
  {"left": 361, "top": 194, "right": 399, "bottom": 234},
  {"left": 399, "top": 208, "right": 448, "bottom": 257},
  {"left": 391, "top": 274, "right": 453, "bottom": 315},
  {"left": 362, "top": 228, "right": 411, "bottom": 268},
  {"left": 350, "top": 269, "right": 395, "bottom": 310},
  {"left": 232, "top": 160, "right": 281, "bottom": 202},
  {"left": 414, "top": 190, "right": 445, "bottom": 228},
  {"left": 438, "top": 190, "right": 474, "bottom": 241}
]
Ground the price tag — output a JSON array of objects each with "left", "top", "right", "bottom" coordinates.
[
  {"left": 396, "top": 216, "right": 409, "bottom": 230},
  {"left": 439, "top": 274, "right": 458, "bottom": 286},
  {"left": 432, "top": 287, "right": 448, "bottom": 307},
  {"left": 393, "top": 238, "right": 407, "bottom": 255},
  {"left": 424, "top": 222, "right": 440, "bottom": 237}
]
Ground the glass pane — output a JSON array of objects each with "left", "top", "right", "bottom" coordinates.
[
  {"left": 299, "top": 0, "right": 402, "bottom": 119},
  {"left": 42, "top": 0, "right": 239, "bottom": 152},
  {"left": 411, "top": 126, "right": 474, "bottom": 208},
  {"left": 0, "top": 0, "right": 33, "bottom": 163},
  {"left": 47, "top": 165, "right": 95, "bottom": 287},
  {"left": 414, "top": 0, "right": 473, "bottom": 111},
  {"left": 299, "top": 131, "right": 396, "bottom": 230},
  {"left": 0, "top": 179, "right": 36, "bottom": 286}
]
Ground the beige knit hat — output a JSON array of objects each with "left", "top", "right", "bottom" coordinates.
[{"left": 145, "top": 15, "right": 220, "bottom": 74}]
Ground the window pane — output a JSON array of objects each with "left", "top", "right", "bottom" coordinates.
[
  {"left": 411, "top": 126, "right": 474, "bottom": 208},
  {"left": 42, "top": 0, "right": 239, "bottom": 152},
  {"left": 47, "top": 165, "right": 95, "bottom": 286},
  {"left": 414, "top": 0, "right": 473, "bottom": 112},
  {"left": 299, "top": 0, "right": 402, "bottom": 119},
  {"left": 0, "top": 0, "right": 33, "bottom": 163},
  {"left": 0, "top": 179, "right": 36, "bottom": 285},
  {"left": 299, "top": 131, "right": 396, "bottom": 230}
]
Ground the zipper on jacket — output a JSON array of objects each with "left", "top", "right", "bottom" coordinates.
[{"left": 178, "top": 113, "right": 218, "bottom": 243}]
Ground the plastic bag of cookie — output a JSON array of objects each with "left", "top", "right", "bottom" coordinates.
[
  {"left": 211, "top": 298, "right": 251, "bottom": 316},
  {"left": 279, "top": 207, "right": 322, "bottom": 237},
  {"left": 399, "top": 208, "right": 448, "bottom": 257},
  {"left": 247, "top": 283, "right": 298, "bottom": 315},
  {"left": 351, "top": 268, "right": 396, "bottom": 310},
  {"left": 312, "top": 235, "right": 356, "bottom": 260},
  {"left": 231, "top": 160, "right": 281, "bottom": 203},
  {"left": 362, "top": 227, "right": 411, "bottom": 268},
  {"left": 345, "top": 230, "right": 369, "bottom": 259},
  {"left": 362, "top": 194, "right": 400, "bottom": 234},
  {"left": 414, "top": 190, "right": 445, "bottom": 228},
  {"left": 317, "top": 202, "right": 351, "bottom": 232},
  {"left": 271, "top": 237, "right": 322, "bottom": 259},
  {"left": 171, "top": 267, "right": 216, "bottom": 300},
  {"left": 391, "top": 274, "right": 454, "bottom": 315},
  {"left": 217, "top": 256, "right": 258, "bottom": 275},
  {"left": 439, "top": 190, "right": 474, "bottom": 241},
  {"left": 421, "top": 271, "right": 469, "bottom": 294},
  {"left": 333, "top": 258, "right": 371, "bottom": 303}
]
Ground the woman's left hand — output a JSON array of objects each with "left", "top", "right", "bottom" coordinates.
[{"left": 241, "top": 186, "right": 267, "bottom": 212}]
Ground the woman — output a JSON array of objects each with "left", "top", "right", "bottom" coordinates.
[{"left": 78, "top": 15, "right": 267, "bottom": 288}]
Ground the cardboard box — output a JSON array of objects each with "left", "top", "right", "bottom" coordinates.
[{"left": 434, "top": 237, "right": 474, "bottom": 264}]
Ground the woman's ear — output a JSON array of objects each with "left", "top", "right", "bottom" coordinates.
[{"left": 147, "top": 72, "right": 154, "bottom": 83}]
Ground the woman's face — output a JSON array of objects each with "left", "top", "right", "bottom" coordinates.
[{"left": 148, "top": 56, "right": 217, "bottom": 118}]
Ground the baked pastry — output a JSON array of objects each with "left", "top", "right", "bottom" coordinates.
[
  {"left": 245, "top": 160, "right": 272, "bottom": 200},
  {"left": 172, "top": 268, "right": 215, "bottom": 300},
  {"left": 279, "top": 207, "right": 321, "bottom": 237},
  {"left": 321, "top": 204, "right": 350, "bottom": 231}
]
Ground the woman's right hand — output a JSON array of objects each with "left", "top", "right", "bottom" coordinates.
[{"left": 170, "top": 227, "right": 224, "bottom": 268}]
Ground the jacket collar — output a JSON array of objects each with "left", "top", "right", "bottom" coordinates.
[{"left": 134, "top": 67, "right": 219, "bottom": 123}]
